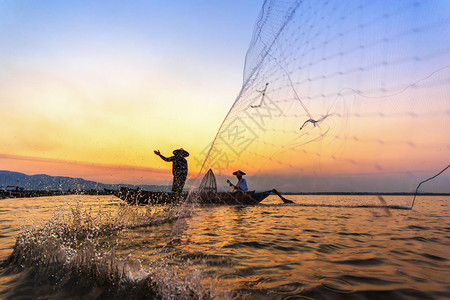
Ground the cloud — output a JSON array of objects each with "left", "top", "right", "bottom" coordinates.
[{"left": 0, "top": 153, "right": 172, "bottom": 184}]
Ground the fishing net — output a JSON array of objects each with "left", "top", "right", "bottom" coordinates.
[
  {"left": 195, "top": 0, "right": 450, "bottom": 199},
  {"left": 198, "top": 169, "right": 217, "bottom": 194}
]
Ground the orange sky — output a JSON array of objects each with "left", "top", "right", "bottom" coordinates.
[
  {"left": 1, "top": 1, "right": 448, "bottom": 192},
  {"left": 0, "top": 1, "right": 263, "bottom": 185},
  {"left": 0, "top": 153, "right": 173, "bottom": 184}
]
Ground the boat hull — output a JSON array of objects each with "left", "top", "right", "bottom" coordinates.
[{"left": 115, "top": 187, "right": 272, "bottom": 206}]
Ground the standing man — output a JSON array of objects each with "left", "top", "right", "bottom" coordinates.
[{"left": 154, "top": 148, "right": 189, "bottom": 193}]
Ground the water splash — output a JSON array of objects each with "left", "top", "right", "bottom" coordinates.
[{"left": 1, "top": 201, "right": 216, "bottom": 299}]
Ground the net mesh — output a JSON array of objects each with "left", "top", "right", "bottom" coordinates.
[
  {"left": 198, "top": 169, "right": 217, "bottom": 194},
  {"left": 197, "top": 0, "right": 449, "bottom": 195}
]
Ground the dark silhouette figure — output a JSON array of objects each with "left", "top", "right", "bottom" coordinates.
[
  {"left": 227, "top": 170, "right": 248, "bottom": 192},
  {"left": 154, "top": 148, "right": 189, "bottom": 193}
]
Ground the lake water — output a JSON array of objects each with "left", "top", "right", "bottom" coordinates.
[{"left": 0, "top": 194, "right": 449, "bottom": 299}]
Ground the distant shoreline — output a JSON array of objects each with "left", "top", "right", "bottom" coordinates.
[
  {"left": 0, "top": 190, "right": 110, "bottom": 199},
  {"left": 282, "top": 192, "right": 450, "bottom": 196}
]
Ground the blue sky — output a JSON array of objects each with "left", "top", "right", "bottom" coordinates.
[{"left": 0, "top": 1, "right": 262, "bottom": 68}]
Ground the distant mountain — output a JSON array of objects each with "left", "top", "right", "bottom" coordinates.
[{"left": 0, "top": 170, "right": 170, "bottom": 192}]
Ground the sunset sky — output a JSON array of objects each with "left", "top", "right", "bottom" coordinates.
[
  {"left": 0, "top": 1, "right": 262, "bottom": 184},
  {"left": 1, "top": 1, "right": 448, "bottom": 193}
]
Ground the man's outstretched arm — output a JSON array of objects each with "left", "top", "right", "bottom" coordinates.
[{"left": 154, "top": 150, "right": 173, "bottom": 162}]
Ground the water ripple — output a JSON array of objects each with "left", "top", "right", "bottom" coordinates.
[
  {"left": 222, "top": 241, "right": 272, "bottom": 249},
  {"left": 331, "top": 257, "right": 385, "bottom": 266},
  {"left": 319, "top": 277, "right": 354, "bottom": 293},
  {"left": 419, "top": 252, "right": 448, "bottom": 261},
  {"left": 341, "top": 274, "right": 401, "bottom": 285},
  {"left": 271, "top": 282, "right": 305, "bottom": 295},
  {"left": 317, "top": 243, "right": 343, "bottom": 253}
]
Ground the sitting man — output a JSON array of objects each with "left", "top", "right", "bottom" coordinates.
[{"left": 227, "top": 170, "right": 248, "bottom": 192}]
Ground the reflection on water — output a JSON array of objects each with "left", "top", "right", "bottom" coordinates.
[{"left": 0, "top": 194, "right": 449, "bottom": 299}]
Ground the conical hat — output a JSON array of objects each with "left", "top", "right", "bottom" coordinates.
[
  {"left": 173, "top": 148, "right": 189, "bottom": 157},
  {"left": 232, "top": 170, "right": 246, "bottom": 175}
]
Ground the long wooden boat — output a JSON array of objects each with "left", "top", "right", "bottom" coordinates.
[{"left": 114, "top": 187, "right": 292, "bottom": 206}]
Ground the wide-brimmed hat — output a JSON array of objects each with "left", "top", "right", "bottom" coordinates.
[
  {"left": 173, "top": 148, "right": 189, "bottom": 157},
  {"left": 232, "top": 170, "right": 246, "bottom": 176}
]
